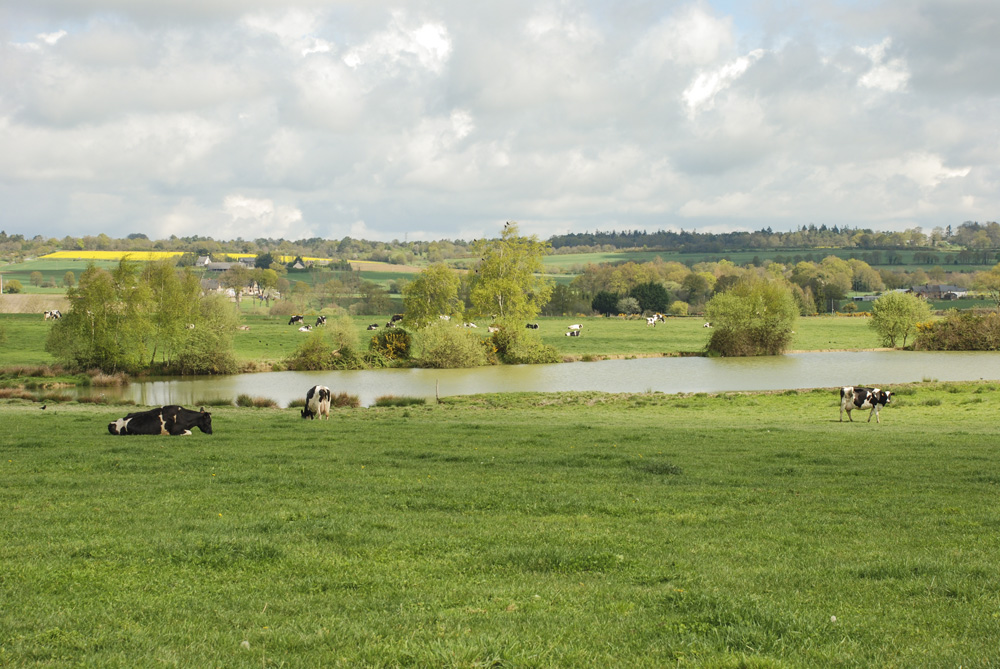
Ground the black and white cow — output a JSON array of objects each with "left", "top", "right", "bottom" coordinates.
[
  {"left": 390, "top": 314, "right": 404, "bottom": 323},
  {"left": 301, "top": 385, "right": 332, "bottom": 420},
  {"left": 315, "top": 316, "right": 327, "bottom": 327},
  {"left": 289, "top": 315, "right": 304, "bottom": 326},
  {"left": 565, "top": 330, "right": 581, "bottom": 337},
  {"left": 367, "top": 323, "right": 380, "bottom": 330},
  {"left": 839, "top": 386, "right": 892, "bottom": 423},
  {"left": 108, "top": 405, "right": 213, "bottom": 435},
  {"left": 44, "top": 310, "right": 62, "bottom": 320},
  {"left": 525, "top": 323, "right": 539, "bottom": 329}
]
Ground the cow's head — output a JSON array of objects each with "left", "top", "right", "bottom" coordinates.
[
  {"left": 196, "top": 408, "right": 213, "bottom": 434},
  {"left": 301, "top": 406, "right": 314, "bottom": 419},
  {"left": 879, "top": 390, "right": 892, "bottom": 406}
]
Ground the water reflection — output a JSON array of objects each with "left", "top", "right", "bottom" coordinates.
[{"left": 86, "top": 350, "right": 1000, "bottom": 408}]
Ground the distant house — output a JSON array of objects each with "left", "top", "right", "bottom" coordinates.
[
  {"left": 195, "top": 256, "right": 211, "bottom": 267},
  {"left": 205, "top": 262, "right": 234, "bottom": 272},
  {"left": 909, "top": 284, "right": 968, "bottom": 300}
]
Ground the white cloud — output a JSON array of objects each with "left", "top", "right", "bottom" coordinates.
[
  {"left": 1, "top": 0, "right": 998, "bottom": 241},
  {"left": 855, "top": 37, "right": 910, "bottom": 92},
  {"left": 342, "top": 11, "right": 451, "bottom": 75},
  {"left": 683, "top": 49, "right": 765, "bottom": 117}
]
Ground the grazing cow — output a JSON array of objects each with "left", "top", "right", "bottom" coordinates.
[
  {"left": 289, "top": 315, "right": 304, "bottom": 326},
  {"left": 525, "top": 323, "right": 539, "bottom": 329},
  {"left": 565, "top": 330, "right": 581, "bottom": 337},
  {"left": 301, "top": 385, "right": 332, "bottom": 420},
  {"left": 646, "top": 316, "right": 659, "bottom": 327},
  {"left": 840, "top": 386, "right": 892, "bottom": 423},
  {"left": 367, "top": 323, "right": 379, "bottom": 330},
  {"left": 108, "top": 405, "right": 212, "bottom": 436},
  {"left": 568, "top": 324, "right": 582, "bottom": 331},
  {"left": 298, "top": 325, "right": 312, "bottom": 332},
  {"left": 43, "top": 310, "right": 62, "bottom": 320},
  {"left": 315, "top": 316, "right": 327, "bottom": 327}
]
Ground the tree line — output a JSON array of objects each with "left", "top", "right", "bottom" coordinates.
[{"left": 5, "top": 221, "right": 1000, "bottom": 268}]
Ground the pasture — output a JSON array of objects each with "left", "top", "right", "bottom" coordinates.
[
  {"left": 0, "top": 313, "right": 882, "bottom": 372},
  {"left": 2, "top": 383, "right": 999, "bottom": 666}
]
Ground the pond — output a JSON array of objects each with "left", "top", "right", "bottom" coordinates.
[{"left": 84, "top": 350, "right": 1000, "bottom": 408}]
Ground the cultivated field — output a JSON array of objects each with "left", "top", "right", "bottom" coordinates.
[{"left": 2, "top": 384, "right": 999, "bottom": 666}]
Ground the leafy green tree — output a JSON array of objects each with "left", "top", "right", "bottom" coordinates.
[
  {"left": 63, "top": 271, "right": 75, "bottom": 289},
  {"left": 974, "top": 264, "right": 1000, "bottom": 313},
  {"left": 255, "top": 252, "right": 275, "bottom": 269},
  {"left": 469, "top": 222, "right": 553, "bottom": 321},
  {"left": 46, "top": 260, "right": 152, "bottom": 373},
  {"left": 220, "top": 264, "right": 251, "bottom": 303},
  {"left": 30, "top": 271, "right": 43, "bottom": 287},
  {"left": 616, "top": 296, "right": 641, "bottom": 315},
  {"left": 868, "top": 291, "right": 932, "bottom": 347},
  {"left": 143, "top": 261, "right": 201, "bottom": 367},
  {"left": 175, "top": 294, "right": 239, "bottom": 374},
  {"left": 4, "top": 279, "right": 23, "bottom": 293},
  {"left": 402, "top": 263, "right": 463, "bottom": 328},
  {"left": 591, "top": 290, "right": 619, "bottom": 316},
  {"left": 629, "top": 281, "right": 671, "bottom": 313},
  {"left": 705, "top": 276, "right": 798, "bottom": 356}
]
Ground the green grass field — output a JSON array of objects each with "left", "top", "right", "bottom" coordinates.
[
  {"left": 1, "top": 314, "right": 882, "bottom": 372},
  {"left": 3, "top": 383, "right": 999, "bottom": 666}
]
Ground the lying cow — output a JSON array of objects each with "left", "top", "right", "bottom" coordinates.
[
  {"left": 108, "top": 405, "right": 213, "bottom": 435},
  {"left": 366, "top": 323, "right": 380, "bottom": 330},
  {"left": 565, "top": 330, "right": 580, "bottom": 337},
  {"left": 44, "top": 310, "right": 62, "bottom": 320},
  {"left": 302, "top": 385, "right": 332, "bottom": 420},
  {"left": 840, "top": 386, "right": 892, "bottom": 423}
]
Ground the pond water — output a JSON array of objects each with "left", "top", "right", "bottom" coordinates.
[{"left": 84, "top": 350, "right": 1000, "bottom": 408}]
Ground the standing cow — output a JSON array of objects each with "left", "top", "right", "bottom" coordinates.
[
  {"left": 840, "top": 386, "right": 892, "bottom": 423},
  {"left": 302, "top": 385, "right": 332, "bottom": 420}
]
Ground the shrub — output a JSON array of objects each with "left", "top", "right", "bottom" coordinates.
[
  {"left": 332, "top": 392, "right": 360, "bottom": 408},
  {"left": 914, "top": 310, "right": 1000, "bottom": 351},
  {"left": 705, "top": 276, "right": 797, "bottom": 357},
  {"left": 236, "top": 394, "right": 278, "bottom": 408},
  {"left": 414, "top": 323, "right": 488, "bottom": 368},
  {"left": 490, "top": 322, "right": 560, "bottom": 365},
  {"left": 89, "top": 370, "right": 130, "bottom": 387},
  {"left": 369, "top": 329, "right": 411, "bottom": 362}
]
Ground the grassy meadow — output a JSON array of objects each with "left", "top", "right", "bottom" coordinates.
[
  {"left": 0, "top": 313, "right": 882, "bottom": 372},
  {"left": 2, "top": 384, "right": 1000, "bottom": 666}
]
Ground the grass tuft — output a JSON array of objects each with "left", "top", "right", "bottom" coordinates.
[
  {"left": 374, "top": 395, "right": 426, "bottom": 407},
  {"left": 235, "top": 394, "right": 278, "bottom": 408}
]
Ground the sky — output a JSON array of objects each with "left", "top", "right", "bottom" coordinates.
[{"left": 1, "top": 0, "right": 998, "bottom": 243}]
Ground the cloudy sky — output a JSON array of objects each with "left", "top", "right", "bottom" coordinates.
[{"left": 1, "top": 0, "right": 997, "bottom": 243}]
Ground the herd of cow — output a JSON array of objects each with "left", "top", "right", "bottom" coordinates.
[{"left": 104, "top": 385, "right": 892, "bottom": 436}]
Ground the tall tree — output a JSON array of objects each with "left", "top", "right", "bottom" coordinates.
[
  {"left": 402, "top": 263, "right": 462, "bottom": 328},
  {"left": 705, "top": 275, "right": 798, "bottom": 356},
  {"left": 868, "top": 292, "right": 932, "bottom": 347},
  {"left": 46, "top": 260, "right": 152, "bottom": 373},
  {"left": 469, "top": 222, "right": 553, "bottom": 321}
]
